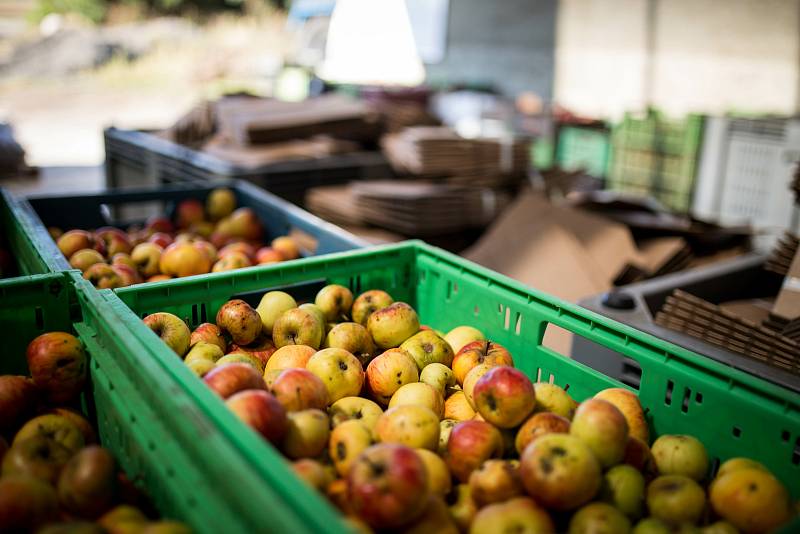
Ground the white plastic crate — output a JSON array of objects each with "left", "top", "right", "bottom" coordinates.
[{"left": 693, "top": 117, "right": 800, "bottom": 241}]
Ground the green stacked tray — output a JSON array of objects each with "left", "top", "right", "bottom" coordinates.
[
  {"left": 608, "top": 110, "right": 704, "bottom": 212},
  {"left": 101, "top": 241, "right": 799, "bottom": 532},
  {"left": 555, "top": 125, "right": 611, "bottom": 178},
  {"left": 0, "top": 188, "right": 64, "bottom": 277},
  {"left": 0, "top": 271, "right": 327, "bottom": 534}
]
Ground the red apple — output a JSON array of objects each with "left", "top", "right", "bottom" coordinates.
[
  {"left": 0, "top": 376, "right": 38, "bottom": 431},
  {"left": 144, "top": 216, "right": 174, "bottom": 235},
  {"left": 159, "top": 242, "right": 212, "bottom": 278},
  {"left": 472, "top": 366, "right": 535, "bottom": 428},
  {"left": 57, "top": 230, "right": 94, "bottom": 259},
  {"left": 94, "top": 227, "right": 132, "bottom": 257},
  {"left": 446, "top": 420, "right": 504, "bottom": 483},
  {"left": 452, "top": 341, "right": 514, "bottom": 386},
  {"left": 218, "top": 242, "right": 256, "bottom": 261},
  {"left": 270, "top": 368, "right": 329, "bottom": 411},
  {"left": 347, "top": 443, "right": 430, "bottom": 529},
  {"left": 57, "top": 445, "right": 117, "bottom": 519},
  {"left": 0, "top": 474, "right": 59, "bottom": 531},
  {"left": 83, "top": 263, "right": 123, "bottom": 289},
  {"left": 225, "top": 389, "right": 287, "bottom": 444},
  {"left": 203, "top": 363, "right": 266, "bottom": 399},
  {"left": 26, "top": 332, "right": 86, "bottom": 404},
  {"left": 111, "top": 264, "right": 142, "bottom": 287},
  {"left": 147, "top": 232, "right": 173, "bottom": 249},
  {"left": 189, "top": 323, "right": 227, "bottom": 353},
  {"left": 255, "top": 247, "right": 285, "bottom": 264},
  {"left": 176, "top": 198, "right": 205, "bottom": 229}
]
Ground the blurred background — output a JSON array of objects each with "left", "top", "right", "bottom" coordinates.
[{"left": 2, "top": 0, "right": 800, "bottom": 366}]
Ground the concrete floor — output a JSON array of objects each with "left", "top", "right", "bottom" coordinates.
[{"left": 0, "top": 165, "right": 105, "bottom": 196}]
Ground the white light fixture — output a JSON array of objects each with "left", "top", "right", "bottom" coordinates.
[{"left": 318, "top": 0, "right": 426, "bottom": 86}]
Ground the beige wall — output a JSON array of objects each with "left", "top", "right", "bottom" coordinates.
[{"left": 555, "top": 0, "right": 800, "bottom": 118}]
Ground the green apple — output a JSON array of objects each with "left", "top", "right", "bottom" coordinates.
[
  {"left": 444, "top": 326, "right": 485, "bottom": 354},
  {"left": 2, "top": 436, "right": 72, "bottom": 484},
  {"left": 329, "top": 396, "right": 383, "bottom": 437},
  {"left": 315, "top": 284, "right": 354, "bottom": 322},
  {"left": 646, "top": 475, "right": 705, "bottom": 525},
  {"left": 367, "top": 302, "right": 420, "bottom": 349},
  {"left": 651, "top": 435, "right": 708, "bottom": 481},
  {"left": 305, "top": 348, "right": 363, "bottom": 403},
  {"left": 13, "top": 414, "right": 85, "bottom": 453},
  {"left": 568, "top": 502, "right": 631, "bottom": 534},
  {"left": 389, "top": 382, "right": 444, "bottom": 419},
  {"left": 184, "top": 342, "right": 223, "bottom": 364},
  {"left": 601, "top": 464, "right": 645, "bottom": 519},
  {"left": 352, "top": 290, "right": 394, "bottom": 326},
  {"left": 329, "top": 419, "right": 372, "bottom": 477},
  {"left": 400, "top": 330, "right": 454, "bottom": 370},
  {"left": 376, "top": 405, "right": 440, "bottom": 450},
  {"left": 143, "top": 312, "right": 191, "bottom": 357},
  {"left": 273, "top": 308, "right": 324, "bottom": 349},
  {"left": 281, "top": 409, "right": 330, "bottom": 459},
  {"left": 420, "top": 363, "right": 456, "bottom": 394},
  {"left": 256, "top": 291, "right": 297, "bottom": 335},
  {"left": 324, "top": 322, "right": 375, "bottom": 365}
]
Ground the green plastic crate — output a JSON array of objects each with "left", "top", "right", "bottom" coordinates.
[
  {"left": 0, "top": 188, "right": 63, "bottom": 277},
  {"left": 555, "top": 126, "right": 611, "bottom": 178},
  {"left": 106, "top": 241, "right": 799, "bottom": 532},
  {"left": 0, "top": 271, "right": 330, "bottom": 534}
]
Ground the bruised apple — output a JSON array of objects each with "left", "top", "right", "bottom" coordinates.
[
  {"left": 315, "top": 284, "right": 353, "bottom": 322},
  {"left": 444, "top": 390, "right": 476, "bottom": 422},
  {"left": 451, "top": 341, "right": 513, "bottom": 386},
  {"left": 651, "top": 435, "right": 708, "bottom": 482},
  {"left": 189, "top": 323, "right": 227, "bottom": 353},
  {"left": 203, "top": 363, "right": 266, "bottom": 399},
  {"left": 281, "top": 409, "right": 330, "bottom": 459},
  {"left": 365, "top": 348, "right": 418, "bottom": 405},
  {"left": 515, "top": 412, "right": 570, "bottom": 454},
  {"left": 216, "top": 299, "right": 262, "bottom": 346},
  {"left": 329, "top": 420, "right": 372, "bottom": 477},
  {"left": 446, "top": 420, "right": 504, "bottom": 483},
  {"left": 376, "top": 405, "right": 440, "bottom": 451},
  {"left": 305, "top": 348, "right": 363, "bottom": 404},
  {"left": 570, "top": 398, "right": 629, "bottom": 469},
  {"left": 272, "top": 308, "right": 324, "bottom": 350},
  {"left": 400, "top": 330, "right": 454, "bottom": 370},
  {"left": 469, "top": 497, "right": 554, "bottom": 534},
  {"left": 709, "top": 468, "right": 791, "bottom": 533},
  {"left": 270, "top": 368, "right": 328, "bottom": 411},
  {"left": 329, "top": 397, "right": 383, "bottom": 437},
  {"left": 26, "top": 332, "right": 87, "bottom": 404},
  {"left": 468, "top": 459, "right": 524, "bottom": 507},
  {"left": 472, "top": 366, "right": 535, "bottom": 428},
  {"left": 225, "top": 389, "right": 288, "bottom": 444},
  {"left": 367, "top": 302, "right": 420, "bottom": 349},
  {"left": 351, "top": 290, "right": 393, "bottom": 326},
  {"left": 534, "top": 383, "right": 578, "bottom": 420},
  {"left": 388, "top": 382, "right": 444, "bottom": 419},
  {"left": 324, "top": 322, "right": 374, "bottom": 366},
  {"left": 646, "top": 475, "right": 705, "bottom": 525}
]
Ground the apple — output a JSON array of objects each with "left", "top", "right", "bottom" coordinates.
[
  {"left": 175, "top": 198, "right": 205, "bottom": 228},
  {"left": 438, "top": 419, "right": 456, "bottom": 455},
  {"left": 159, "top": 242, "right": 212, "bottom": 278},
  {"left": 13, "top": 414, "right": 85, "bottom": 453},
  {"left": 443, "top": 326, "right": 485, "bottom": 354},
  {"left": 376, "top": 405, "right": 440, "bottom": 450},
  {"left": 444, "top": 390, "right": 476, "bottom": 421},
  {"left": 446, "top": 420, "right": 504, "bottom": 483},
  {"left": 365, "top": 348, "right": 419, "bottom": 405},
  {"left": 415, "top": 448, "right": 451, "bottom": 496},
  {"left": 144, "top": 215, "right": 174, "bottom": 235},
  {"left": 599, "top": 464, "right": 645, "bottom": 520},
  {"left": 281, "top": 409, "right": 330, "bottom": 459},
  {"left": 709, "top": 468, "right": 791, "bottom": 533},
  {"left": 0, "top": 474, "right": 59, "bottom": 531},
  {"left": 570, "top": 398, "right": 629, "bottom": 469},
  {"left": 26, "top": 331, "right": 86, "bottom": 403},
  {"left": 255, "top": 291, "right": 297, "bottom": 335},
  {"left": 533, "top": 383, "right": 578, "bottom": 420},
  {"left": 2, "top": 435, "right": 72, "bottom": 484},
  {"left": 400, "top": 330, "right": 454, "bottom": 370},
  {"left": 347, "top": 443, "right": 430, "bottom": 529},
  {"left": 146, "top": 274, "right": 171, "bottom": 283},
  {"left": 83, "top": 263, "right": 123, "bottom": 288},
  {"left": 292, "top": 458, "right": 333, "bottom": 492},
  {"left": 218, "top": 242, "right": 256, "bottom": 261},
  {"left": 631, "top": 517, "right": 671, "bottom": 533},
  {"left": 389, "top": 382, "right": 444, "bottom": 418},
  {"left": 367, "top": 302, "right": 420, "bottom": 349},
  {"left": 472, "top": 366, "right": 535, "bottom": 428},
  {"left": 326, "top": 478, "right": 352, "bottom": 514},
  {"left": 218, "top": 208, "right": 263, "bottom": 241},
  {"left": 69, "top": 249, "right": 105, "bottom": 271},
  {"left": 651, "top": 435, "right": 708, "bottom": 482},
  {"left": 216, "top": 352, "right": 263, "bottom": 372},
  {"left": 97, "top": 504, "right": 148, "bottom": 533},
  {"left": 470, "top": 496, "right": 554, "bottom": 534},
  {"left": 271, "top": 236, "right": 299, "bottom": 260},
  {"left": 48, "top": 227, "right": 63, "bottom": 240},
  {"left": 714, "top": 457, "right": 767, "bottom": 481},
  {"left": 646, "top": 475, "right": 706, "bottom": 525},
  {"left": 272, "top": 308, "right": 324, "bottom": 349},
  {"left": 448, "top": 484, "right": 477, "bottom": 531},
  {"left": 329, "top": 396, "right": 383, "bottom": 436},
  {"left": 569, "top": 502, "right": 631, "bottom": 534},
  {"left": 189, "top": 323, "right": 227, "bottom": 353},
  {"left": 226, "top": 389, "right": 287, "bottom": 444},
  {"left": 594, "top": 388, "right": 649, "bottom": 444},
  {"left": 203, "top": 362, "right": 266, "bottom": 399},
  {"left": 0, "top": 376, "right": 37, "bottom": 431},
  {"left": 57, "top": 230, "right": 94, "bottom": 259},
  {"left": 403, "top": 496, "right": 458, "bottom": 534},
  {"left": 216, "top": 299, "right": 262, "bottom": 346},
  {"left": 462, "top": 363, "right": 493, "bottom": 409},
  {"left": 130, "top": 243, "right": 163, "bottom": 278},
  {"left": 45, "top": 407, "right": 96, "bottom": 445},
  {"left": 468, "top": 459, "right": 524, "bottom": 507},
  {"left": 212, "top": 252, "right": 252, "bottom": 272},
  {"left": 193, "top": 240, "right": 217, "bottom": 264},
  {"left": 185, "top": 359, "right": 214, "bottom": 377},
  {"left": 329, "top": 420, "right": 372, "bottom": 477},
  {"left": 515, "top": 412, "right": 570, "bottom": 454},
  {"left": 264, "top": 344, "right": 316, "bottom": 373},
  {"left": 351, "top": 289, "right": 394, "bottom": 326},
  {"left": 519, "top": 433, "right": 601, "bottom": 510},
  {"left": 270, "top": 368, "right": 328, "bottom": 411},
  {"left": 228, "top": 334, "right": 276, "bottom": 369},
  {"left": 147, "top": 232, "right": 173, "bottom": 249},
  {"left": 255, "top": 247, "right": 284, "bottom": 264},
  {"left": 111, "top": 264, "right": 142, "bottom": 286},
  {"left": 206, "top": 187, "right": 236, "bottom": 221},
  {"left": 143, "top": 312, "right": 190, "bottom": 356},
  {"left": 324, "top": 322, "right": 374, "bottom": 366},
  {"left": 56, "top": 445, "right": 116, "bottom": 519},
  {"left": 111, "top": 253, "right": 137, "bottom": 271},
  {"left": 95, "top": 227, "right": 132, "bottom": 257},
  {"left": 306, "top": 348, "right": 363, "bottom": 404},
  {"left": 315, "top": 284, "right": 354, "bottom": 322},
  {"left": 623, "top": 437, "right": 658, "bottom": 483},
  {"left": 452, "top": 341, "right": 514, "bottom": 386},
  {"left": 419, "top": 363, "right": 455, "bottom": 394}
]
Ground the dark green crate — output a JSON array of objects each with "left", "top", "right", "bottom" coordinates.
[
  {"left": 0, "top": 188, "right": 64, "bottom": 276},
  {"left": 0, "top": 271, "right": 321, "bottom": 534},
  {"left": 108, "top": 241, "right": 800, "bottom": 532}
]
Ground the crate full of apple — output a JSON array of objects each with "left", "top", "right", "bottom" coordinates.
[
  {"left": 140, "top": 284, "right": 796, "bottom": 534},
  {"left": 0, "top": 331, "right": 191, "bottom": 533},
  {"left": 51, "top": 186, "right": 302, "bottom": 288}
]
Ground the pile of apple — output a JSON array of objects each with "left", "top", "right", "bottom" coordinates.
[
  {"left": 0, "top": 332, "right": 191, "bottom": 533},
  {"left": 143, "top": 286, "right": 795, "bottom": 534},
  {"left": 50, "top": 187, "right": 301, "bottom": 288}
]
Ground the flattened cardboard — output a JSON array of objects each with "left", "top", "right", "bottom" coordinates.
[{"left": 772, "top": 247, "right": 800, "bottom": 320}]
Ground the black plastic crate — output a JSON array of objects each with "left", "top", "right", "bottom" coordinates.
[{"left": 104, "top": 128, "right": 392, "bottom": 206}]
